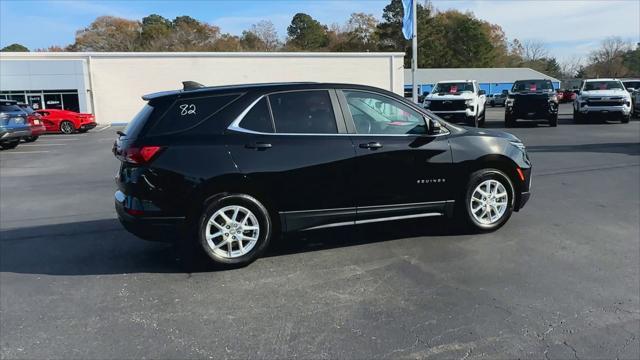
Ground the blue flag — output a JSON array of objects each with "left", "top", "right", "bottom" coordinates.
[{"left": 402, "top": 0, "right": 414, "bottom": 40}]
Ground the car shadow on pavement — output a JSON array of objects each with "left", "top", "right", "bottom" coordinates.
[
  {"left": 526, "top": 142, "right": 640, "bottom": 156},
  {"left": 0, "top": 217, "right": 466, "bottom": 275}
]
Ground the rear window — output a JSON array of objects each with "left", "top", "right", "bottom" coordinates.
[
  {"left": 122, "top": 104, "right": 154, "bottom": 139},
  {"left": 240, "top": 98, "right": 274, "bottom": 133},
  {"left": 147, "top": 94, "right": 240, "bottom": 136},
  {"left": 268, "top": 90, "right": 337, "bottom": 134}
]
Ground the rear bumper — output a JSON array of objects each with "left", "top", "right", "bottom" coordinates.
[
  {"left": 115, "top": 190, "right": 185, "bottom": 242},
  {"left": 1, "top": 127, "right": 31, "bottom": 141},
  {"left": 28, "top": 125, "right": 46, "bottom": 137},
  {"left": 80, "top": 122, "right": 97, "bottom": 131}
]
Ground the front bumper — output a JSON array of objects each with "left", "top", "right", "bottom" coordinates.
[
  {"left": 115, "top": 190, "right": 185, "bottom": 242},
  {"left": 431, "top": 109, "right": 475, "bottom": 121},
  {"left": 579, "top": 105, "right": 630, "bottom": 115}
]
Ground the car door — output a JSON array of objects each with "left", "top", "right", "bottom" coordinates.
[
  {"left": 226, "top": 89, "right": 357, "bottom": 232},
  {"left": 337, "top": 89, "right": 453, "bottom": 222}
]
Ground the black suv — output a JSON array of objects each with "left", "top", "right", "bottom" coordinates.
[
  {"left": 505, "top": 79, "right": 559, "bottom": 127},
  {"left": 114, "top": 82, "right": 532, "bottom": 266}
]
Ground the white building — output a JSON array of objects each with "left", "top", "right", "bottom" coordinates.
[{"left": 0, "top": 52, "right": 405, "bottom": 124}]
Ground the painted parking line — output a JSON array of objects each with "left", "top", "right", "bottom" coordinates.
[
  {"left": 0, "top": 151, "right": 51, "bottom": 154},
  {"left": 40, "top": 137, "right": 79, "bottom": 141},
  {"left": 95, "top": 124, "right": 112, "bottom": 132},
  {"left": 20, "top": 143, "right": 67, "bottom": 146}
]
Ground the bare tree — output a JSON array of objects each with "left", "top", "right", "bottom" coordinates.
[
  {"left": 248, "top": 20, "right": 280, "bottom": 51},
  {"left": 587, "top": 36, "right": 631, "bottom": 77},
  {"left": 522, "top": 40, "right": 549, "bottom": 62},
  {"left": 560, "top": 55, "right": 584, "bottom": 78}
]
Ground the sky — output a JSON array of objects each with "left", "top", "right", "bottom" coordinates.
[{"left": 1, "top": 0, "right": 638, "bottom": 63}]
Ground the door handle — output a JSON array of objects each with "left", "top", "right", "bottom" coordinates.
[
  {"left": 245, "top": 142, "right": 272, "bottom": 150},
  {"left": 359, "top": 142, "right": 383, "bottom": 150}
]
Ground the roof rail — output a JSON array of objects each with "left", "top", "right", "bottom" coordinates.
[{"left": 182, "top": 81, "right": 205, "bottom": 91}]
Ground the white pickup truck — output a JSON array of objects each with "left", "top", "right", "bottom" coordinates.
[
  {"left": 422, "top": 80, "right": 486, "bottom": 127},
  {"left": 573, "top": 78, "right": 632, "bottom": 123}
]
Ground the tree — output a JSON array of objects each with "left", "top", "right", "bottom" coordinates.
[
  {"left": 1, "top": 43, "right": 29, "bottom": 52},
  {"left": 73, "top": 16, "right": 141, "bottom": 51},
  {"left": 521, "top": 40, "right": 549, "bottom": 62},
  {"left": 286, "top": 13, "right": 329, "bottom": 50},
  {"left": 343, "top": 13, "right": 378, "bottom": 50},
  {"left": 248, "top": 20, "right": 280, "bottom": 51},
  {"left": 240, "top": 30, "right": 267, "bottom": 51},
  {"left": 140, "top": 14, "right": 173, "bottom": 50},
  {"left": 585, "top": 37, "right": 633, "bottom": 77},
  {"left": 622, "top": 47, "right": 640, "bottom": 76}
]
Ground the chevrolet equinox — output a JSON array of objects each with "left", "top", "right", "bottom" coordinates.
[{"left": 114, "top": 82, "right": 532, "bottom": 267}]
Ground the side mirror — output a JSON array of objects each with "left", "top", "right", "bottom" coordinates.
[
  {"left": 428, "top": 117, "right": 444, "bottom": 135},
  {"left": 478, "top": 90, "right": 486, "bottom": 95},
  {"left": 627, "top": 88, "right": 635, "bottom": 92},
  {"left": 574, "top": 90, "right": 581, "bottom": 95}
]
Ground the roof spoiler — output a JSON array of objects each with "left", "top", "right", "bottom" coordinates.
[{"left": 182, "top": 81, "right": 205, "bottom": 91}]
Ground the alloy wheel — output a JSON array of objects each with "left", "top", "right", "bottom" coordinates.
[
  {"left": 469, "top": 179, "right": 508, "bottom": 225},
  {"left": 60, "top": 121, "right": 74, "bottom": 134},
  {"left": 205, "top": 205, "right": 260, "bottom": 259}
]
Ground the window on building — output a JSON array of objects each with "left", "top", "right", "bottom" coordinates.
[{"left": 268, "top": 91, "right": 337, "bottom": 134}]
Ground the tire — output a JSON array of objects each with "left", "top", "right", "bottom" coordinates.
[
  {"left": 460, "top": 169, "right": 515, "bottom": 232},
  {"left": 573, "top": 108, "right": 583, "bottom": 123},
  {"left": 0, "top": 139, "right": 20, "bottom": 150},
  {"left": 621, "top": 114, "right": 630, "bottom": 123},
  {"left": 505, "top": 113, "right": 515, "bottom": 127},
  {"left": 23, "top": 136, "right": 39, "bottom": 143},
  {"left": 549, "top": 113, "right": 558, "bottom": 127},
  {"left": 59, "top": 120, "right": 75, "bottom": 134},
  {"left": 197, "top": 194, "right": 272, "bottom": 267},
  {"left": 478, "top": 110, "right": 486, "bottom": 127},
  {"left": 490, "top": 101, "right": 495, "bottom": 107},
  {"left": 468, "top": 113, "right": 479, "bottom": 127}
]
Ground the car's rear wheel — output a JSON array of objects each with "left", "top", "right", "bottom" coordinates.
[
  {"left": 0, "top": 140, "right": 20, "bottom": 150},
  {"left": 462, "top": 169, "right": 514, "bottom": 232},
  {"left": 23, "top": 136, "right": 39, "bottom": 142},
  {"left": 198, "top": 194, "right": 272, "bottom": 267},
  {"left": 59, "top": 121, "right": 74, "bottom": 134}
]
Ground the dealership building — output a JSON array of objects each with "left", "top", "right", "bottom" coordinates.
[
  {"left": 405, "top": 68, "right": 561, "bottom": 96},
  {"left": 0, "top": 52, "right": 404, "bottom": 124}
]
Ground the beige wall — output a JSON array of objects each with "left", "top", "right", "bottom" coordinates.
[{"left": 1, "top": 52, "right": 405, "bottom": 124}]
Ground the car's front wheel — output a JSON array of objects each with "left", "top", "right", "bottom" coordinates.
[
  {"left": 59, "top": 120, "right": 75, "bottom": 134},
  {"left": 0, "top": 139, "right": 20, "bottom": 150},
  {"left": 198, "top": 194, "right": 272, "bottom": 267},
  {"left": 549, "top": 113, "right": 558, "bottom": 127},
  {"left": 462, "top": 169, "right": 514, "bottom": 232}
]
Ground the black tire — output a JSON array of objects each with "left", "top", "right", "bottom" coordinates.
[
  {"left": 468, "top": 113, "right": 479, "bottom": 127},
  {"left": 197, "top": 194, "right": 272, "bottom": 267},
  {"left": 459, "top": 169, "right": 515, "bottom": 232},
  {"left": 59, "top": 120, "right": 75, "bottom": 134},
  {"left": 490, "top": 101, "right": 495, "bottom": 107},
  {"left": 505, "top": 113, "right": 516, "bottom": 127},
  {"left": 0, "top": 139, "right": 20, "bottom": 150},
  {"left": 549, "top": 113, "right": 558, "bottom": 127},
  {"left": 23, "top": 136, "right": 39, "bottom": 143},
  {"left": 478, "top": 110, "right": 486, "bottom": 127},
  {"left": 621, "top": 114, "right": 630, "bottom": 123},
  {"left": 573, "top": 108, "right": 584, "bottom": 123}
]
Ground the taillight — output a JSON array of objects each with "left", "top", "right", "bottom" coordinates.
[{"left": 124, "top": 146, "right": 163, "bottom": 164}]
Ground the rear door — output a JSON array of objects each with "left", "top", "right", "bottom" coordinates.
[
  {"left": 337, "top": 89, "right": 453, "bottom": 222},
  {"left": 226, "top": 89, "right": 357, "bottom": 232}
]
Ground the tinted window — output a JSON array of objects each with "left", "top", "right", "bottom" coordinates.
[
  {"left": 269, "top": 91, "right": 337, "bottom": 134},
  {"left": 123, "top": 104, "right": 154, "bottom": 140},
  {"left": 433, "top": 82, "right": 474, "bottom": 93},
  {"left": 240, "top": 98, "right": 274, "bottom": 133},
  {"left": 343, "top": 90, "right": 426, "bottom": 135},
  {"left": 148, "top": 94, "right": 239, "bottom": 136}
]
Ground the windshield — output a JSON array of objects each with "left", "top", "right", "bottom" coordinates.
[
  {"left": 433, "top": 82, "right": 474, "bottom": 94},
  {"left": 622, "top": 81, "right": 640, "bottom": 90},
  {"left": 512, "top": 80, "right": 553, "bottom": 92},
  {"left": 583, "top": 81, "right": 623, "bottom": 91}
]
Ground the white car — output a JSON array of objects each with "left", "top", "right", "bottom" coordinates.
[
  {"left": 573, "top": 79, "right": 632, "bottom": 123},
  {"left": 423, "top": 80, "right": 486, "bottom": 127}
]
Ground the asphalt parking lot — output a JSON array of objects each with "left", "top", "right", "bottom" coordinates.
[{"left": 1, "top": 103, "right": 639, "bottom": 359}]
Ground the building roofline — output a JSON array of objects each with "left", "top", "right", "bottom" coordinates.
[{"left": 0, "top": 51, "right": 405, "bottom": 59}]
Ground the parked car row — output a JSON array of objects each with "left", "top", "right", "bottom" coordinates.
[
  {"left": 420, "top": 78, "right": 636, "bottom": 128},
  {"left": 0, "top": 99, "right": 97, "bottom": 150}
]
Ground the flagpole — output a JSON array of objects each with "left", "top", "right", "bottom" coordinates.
[{"left": 411, "top": 0, "right": 418, "bottom": 103}]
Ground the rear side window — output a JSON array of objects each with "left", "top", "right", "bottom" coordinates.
[
  {"left": 0, "top": 104, "right": 22, "bottom": 112},
  {"left": 147, "top": 94, "right": 240, "bottom": 136},
  {"left": 123, "top": 104, "right": 154, "bottom": 139},
  {"left": 268, "top": 90, "right": 337, "bottom": 134},
  {"left": 240, "top": 98, "right": 274, "bottom": 133}
]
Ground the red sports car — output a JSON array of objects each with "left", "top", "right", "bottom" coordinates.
[{"left": 35, "top": 109, "right": 97, "bottom": 134}]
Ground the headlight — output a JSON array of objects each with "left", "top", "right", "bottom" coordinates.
[
  {"left": 465, "top": 99, "right": 474, "bottom": 106},
  {"left": 506, "top": 98, "right": 514, "bottom": 106},
  {"left": 549, "top": 95, "right": 558, "bottom": 102},
  {"left": 424, "top": 101, "right": 431, "bottom": 108}
]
